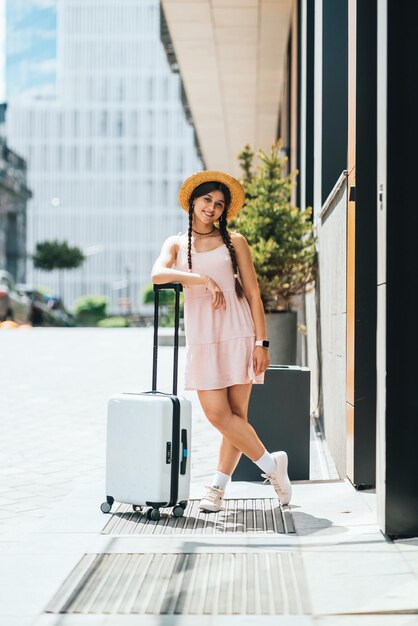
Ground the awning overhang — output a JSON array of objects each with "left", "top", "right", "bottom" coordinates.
[{"left": 161, "top": 0, "right": 293, "bottom": 176}]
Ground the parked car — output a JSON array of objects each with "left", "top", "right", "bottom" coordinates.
[
  {"left": 16, "top": 285, "right": 77, "bottom": 327},
  {"left": 43, "top": 295, "right": 77, "bottom": 327},
  {"left": 15, "top": 285, "right": 56, "bottom": 326},
  {"left": 0, "top": 270, "right": 31, "bottom": 324}
]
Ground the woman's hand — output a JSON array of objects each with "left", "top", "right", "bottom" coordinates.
[
  {"left": 206, "top": 277, "right": 226, "bottom": 310},
  {"left": 253, "top": 346, "right": 270, "bottom": 376}
]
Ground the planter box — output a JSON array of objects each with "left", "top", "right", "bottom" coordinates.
[
  {"left": 233, "top": 365, "right": 311, "bottom": 481},
  {"left": 265, "top": 311, "right": 297, "bottom": 365}
]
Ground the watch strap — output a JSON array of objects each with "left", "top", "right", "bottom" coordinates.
[{"left": 255, "top": 339, "right": 270, "bottom": 348}]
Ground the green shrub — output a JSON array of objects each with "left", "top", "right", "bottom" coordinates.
[
  {"left": 73, "top": 295, "right": 108, "bottom": 326},
  {"left": 98, "top": 316, "right": 132, "bottom": 328},
  {"left": 143, "top": 283, "right": 184, "bottom": 328}
]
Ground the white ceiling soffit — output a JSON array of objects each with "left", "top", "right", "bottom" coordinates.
[{"left": 161, "top": 0, "right": 292, "bottom": 176}]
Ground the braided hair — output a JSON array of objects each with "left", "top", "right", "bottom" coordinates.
[
  {"left": 187, "top": 181, "right": 244, "bottom": 299},
  {"left": 218, "top": 210, "right": 244, "bottom": 298}
]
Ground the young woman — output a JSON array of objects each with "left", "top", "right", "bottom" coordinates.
[{"left": 151, "top": 170, "right": 292, "bottom": 512}]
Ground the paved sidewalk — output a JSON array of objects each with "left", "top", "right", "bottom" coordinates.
[{"left": 0, "top": 328, "right": 417, "bottom": 625}]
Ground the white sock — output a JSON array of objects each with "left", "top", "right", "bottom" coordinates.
[
  {"left": 254, "top": 449, "right": 276, "bottom": 475},
  {"left": 211, "top": 471, "right": 230, "bottom": 491}
]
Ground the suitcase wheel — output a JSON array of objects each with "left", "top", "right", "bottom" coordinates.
[
  {"left": 172, "top": 505, "right": 184, "bottom": 518},
  {"left": 147, "top": 508, "right": 161, "bottom": 522},
  {"left": 132, "top": 505, "right": 142, "bottom": 513},
  {"left": 179, "top": 500, "right": 188, "bottom": 510},
  {"left": 100, "top": 501, "right": 112, "bottom": 514}
]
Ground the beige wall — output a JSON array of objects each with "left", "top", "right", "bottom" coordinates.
[
  {"left": 346, "top": 0, "right": 356, "bottom": 482},
  {"left": 317, "top": 176, "right": 348, "bottom": 477}
]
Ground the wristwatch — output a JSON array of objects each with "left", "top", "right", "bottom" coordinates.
[{"left": 255, "top": 339, "right": 270, "bottom": 348}]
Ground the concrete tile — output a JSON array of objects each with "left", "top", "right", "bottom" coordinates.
[
  {"left": 7, "top": 530, "right": 103, "bottom": 556},
  {"left": 397, "top": 549, "right": 418, "bottom": 575},
  {"left": 0, "top": 501, "right": 45, "bottom": 513},
  {"left": 0, "top": 616, "right": 35, "bottom": 626},
  {"left": 395, "top": 538, "right": 418, "bottom": 551},
  {"left": 33, "top": 486, "right": 107, "bottom": 535},
  {"left": 0, "top": 553, "right": 85, "bottom": 615},
  {"left": 34, "top": 616, "right": 316, "bottom": 625},
  {"left": 290, "top": 483, "right": 377, "bottom": 531},
  {"left": 297, "top": 528, "right": 390, "bottom": 549},
  {"left": 305, "top": 564, "right": 418, "bottom": 614},
  {"left": 302, "top": 549, "right": 411, "bottom": 577},
  {"left": 315, "top": 617, "right": 418, "bottom": 626},
  {"left": 0, "top": 510, "right": 19, "bottom": 520}
]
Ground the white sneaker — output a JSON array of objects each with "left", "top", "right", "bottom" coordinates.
[
  {"left": 198, "top": 486, "right": 224, "bottom": 513},
  {"left": 262, "top": 451, "right": 292, "bottom": 505}
]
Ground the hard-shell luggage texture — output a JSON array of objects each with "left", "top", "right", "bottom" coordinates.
[{"left": 100, "top": 283, "right": 191, "bottom": 521}]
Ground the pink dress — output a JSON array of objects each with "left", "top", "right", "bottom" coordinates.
[{"left": 175, "top": 240, "right": 265, "bottom": 391}]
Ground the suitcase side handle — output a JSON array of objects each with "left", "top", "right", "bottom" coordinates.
[
  {"left": 152, "top": 283, "right": 183, "bottom": 395},
  {"left": 180, "top": 428, "right": 188, "bottom": 475}
]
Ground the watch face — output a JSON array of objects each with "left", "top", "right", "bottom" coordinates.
[{"left": 262, "top": 340, "right": 270, "bottom": 347}]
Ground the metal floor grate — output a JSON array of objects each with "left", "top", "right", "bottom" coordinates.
[
  {"left": 45, "top": 552, "right": 309, "bottom": 615},
  {"left": 102, "top": 498, "right": 295, "bottom": 535}
]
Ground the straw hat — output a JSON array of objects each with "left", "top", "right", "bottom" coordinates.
[{"left": 178, "top": 170, "right": 245, "bottom": 221}]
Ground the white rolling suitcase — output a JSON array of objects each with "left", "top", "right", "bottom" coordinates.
[{"left": 100, "top": 283, "right": 191, "bottom": 521}]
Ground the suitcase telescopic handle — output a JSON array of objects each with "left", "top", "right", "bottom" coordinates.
[{"left": 152, "top": 283, "right": 183, "bottom": 395}]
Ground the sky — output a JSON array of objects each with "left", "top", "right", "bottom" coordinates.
[{"left": 0, "top": 0, "right": 57, "bottom": 102}]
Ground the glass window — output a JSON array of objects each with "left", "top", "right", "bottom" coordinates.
[
  {"left": 147, "top": 76, "right": 153, "bottom": 101},
  {"left": 162, "top": 146, "right": 168, "bottom": 172},
  {"left": 116, "top": 146, "right": 125, "bottom": 171},
  {"left": 147, "top": 145, "right": 153, "bottom": 173},
  {"left": 100, "top": 111, "right": 108, "bottom": 135},
  {"left": 146, "top": 110, "right": 153, "bottom": 137},
  {"left": 101, "top": 77, "right": 108, "bottom": 101},
  {"left": 117, "top": 79, "right": 125, "bottom": 101},
  {"left": 131, "top": 146, "right": 138, "bottom": 170},
  {"left": 73, "top": 111, "right": 78, "bottom": 137},
  {"left": 87, "top": 110, "right": 93, "bottom": 136},
  {"left": 130, "top": 111, "right": 137, "bottom": 137},
  {"left": 115, "top": 112, "right": 124, "bottom": 136},
  {"left": 86, "top": 146, "right": 92, "bottom": 171},
  {"left": 176, "top": 148, "right": 184, "bottom": 173}
]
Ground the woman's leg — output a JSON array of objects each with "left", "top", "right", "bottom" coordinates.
[
  {"left": 216, "top": 383, "right": 253, "bottom": 475},
  {"left": 197, "top": 386, "right": 265, "bottom": 461},
  {"left": 197, "top": 384, "right": 292, "bottom": 508},
  {"left": 198, "top": 383, "right": 259, "bottom": 512}
]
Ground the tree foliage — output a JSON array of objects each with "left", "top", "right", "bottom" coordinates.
[
  {"left": 32, "top": 240, "right": 85, "bottom": 271},
  {"left": 232, "top": 141, "right": 318, "bottom": 311}
]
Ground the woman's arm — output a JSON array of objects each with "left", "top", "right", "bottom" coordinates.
[
  {"left": 151, "top": 235, "right": 209, "bottom": 287},
  {"left": 233, "top": 232, "right": 270, "bottom": 376},
  {"left": 152, "top": 236, "right": 226, "bottom": 310}
]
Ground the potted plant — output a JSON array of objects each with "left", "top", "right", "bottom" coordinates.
[{"left": 232, "top": 141, "right": 318, "bottom": 364}]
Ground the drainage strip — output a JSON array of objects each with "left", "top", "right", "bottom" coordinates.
[
  {"left": 45, "top": 552, "right": 309, "bottom": 615},
  {"left": 102, "top": 498, "right": 295, "bottom": 535}
]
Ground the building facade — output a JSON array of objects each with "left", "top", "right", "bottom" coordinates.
[
  {"left": 5, "top": 0, "right": 202, "bottom": 313},
  {"left": 0, "top": 110, "right": 32, "bottom": 282}
]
